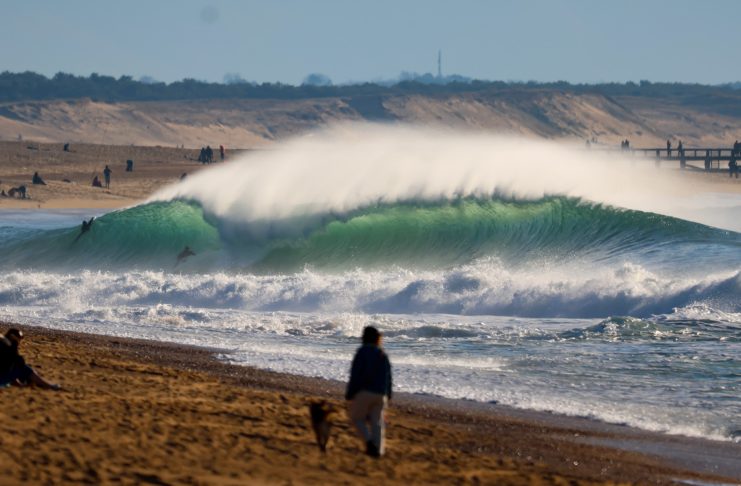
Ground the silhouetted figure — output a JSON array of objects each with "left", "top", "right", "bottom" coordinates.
[
  {"left": 346, "top": 326, "right": 392, "bottom": 458},
  {"left": 126, "top": 159, "right": 134, "bottom": 172},
  {"left": 198, "top": 147, "right": 207, "bottom": 164},
  {"left": 32, "top": 172, "right": 46, "bottom": 185},
  {"left": 63, "top": 143, "right": 70, "bottom": 152},
  {"left": 0, "top": 329, "right": 61, "bottom": 390},
  {"left": 92, "top": 176, "right": 102, "bottom": 188},
  {"left": 309, "top": 401, "right": 336, "bottom": 452},
  {"left": 705, "top": 150, "right": 711, "bottom": 171},
  {"left": 175, "top": 246, "right": 195, "bottom": 266},
  {"left": 74, "top": 217, "right": 95, "bottom": 243},
  {"left": 734, "top": 140, "right": 740, "bottom": 156},
  {"left": 677, "top": 140, "right": 683, "bottom": 156},
  {"left": 666, "top": 140, "right": 671, "bottom": 157},
  {"left": 206, "top": 146, "right": 213, "bottom": 163},
  {"left": 730, "top": 156, "right": 739, "bottom": 178},
  {"left": 219, "top": 144, "right": 225, "bottom": 160},
  {"left": 8, "top": 186, "right": 27, "bottom": 199},
  {"left": 103, "top": 165, "right": 112, "bottom": 189}
]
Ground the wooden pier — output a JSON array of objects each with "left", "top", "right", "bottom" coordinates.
[{"left": 591, "top": 147, "right": 737, "bottom": 171}]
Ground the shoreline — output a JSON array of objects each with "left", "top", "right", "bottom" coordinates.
[{"left": 1, "top": 323, "right": 738, "bottom": 484}]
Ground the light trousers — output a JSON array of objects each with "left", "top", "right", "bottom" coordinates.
[{"left": 348, "top": 390, "right": 387, "bottom": 454}]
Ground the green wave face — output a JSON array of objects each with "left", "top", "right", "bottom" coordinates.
[
  {"left": 255, "top": 197, "right": 737, "bottom": 271},
  {"left": 0, "top": 201, "right": 222, "bottom": 269},
  {"left": 0, "top": 197, "right": 738, "bottom": 272}
]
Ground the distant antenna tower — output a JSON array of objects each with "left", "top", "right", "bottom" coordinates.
[{"left": 437, "top": 50, "right": 442, "bottom": 78}]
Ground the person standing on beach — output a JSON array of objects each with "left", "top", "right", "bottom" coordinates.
[
  {"left": 346, "top": 326, "right": 392, "bottom": 457},
  {"left": 729, "top": 156, "right": 739, "bottom": 178},
  {"left": 666, "top": 139, "right": 671, "bottom": 157},
  {"left": 103, "top": 165, "right": 112, "bottom": 189},
  {"left": 0, "top": 329, "right": 61, "bottom": 390}
]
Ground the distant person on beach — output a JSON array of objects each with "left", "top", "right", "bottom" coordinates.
[
  {"left": 677, "top": 140, "right": 683, "bottom": 155},
  {"left": 666, "top": 140, "right": 671, "bottom": 157},
  {"left": 346, "top": 326, "right": 392, "bottom": 458},
  {"left": 206, "top": 146, "right": 213, "bottom": 163},
  {"left": 0, "top": 329, "right": 61, "bottom": 390},
  {"left": 175, "top": 246, "right": 195, "bottom": 266},
  {"left": 32, "top": 172, "right": 46, "bottom": 185},
  {"left": 126, "top": 159, "right": 134, "bottom": 172},
  {"left": 730, "top": 156, "right": 739, "bottom": 178},
  {"left": 63, "top": 143, "right": 69, "bottom": 152},
  {"left": 74, "top": 217, "right": 95, "bottom": 242},
  {"left": 8, "top": 186, "right": 27, "bottom": 199},
  {"left": 103, "top": 165, "right": 112, "bottom": 189},
  {"left": 92, "top": 175, "right": 102, "bottom": 188},
  {"left": 220, "top": 144, "right": 225, "bottom": 160},
  {"left": 705, "top": 150, "right": 712, "bottom": 171}
]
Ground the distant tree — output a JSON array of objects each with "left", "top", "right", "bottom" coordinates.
[
  {"left": 302, "top": 73, "right": 332, "bottom": 87},
  {"left": 223, "top": 73, "right": 250, "bottom": 85}
]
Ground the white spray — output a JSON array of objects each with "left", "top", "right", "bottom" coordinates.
[{"left": 151, "top": 124, "right": 740, "bottom": 233}]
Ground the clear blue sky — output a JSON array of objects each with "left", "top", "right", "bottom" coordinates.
[{"left": 2, "top": 0, "right": 739, "bottom": 85}]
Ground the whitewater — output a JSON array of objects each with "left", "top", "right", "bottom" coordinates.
[{"left": 0, "top": 125, "right": 739, "bottom": 443}]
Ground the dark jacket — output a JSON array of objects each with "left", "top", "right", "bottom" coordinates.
[
  {"left": 345, "top": 344, "right": 392, "bottom": 400},
  {"left": 0, "top": 336, "right": 23, "bottom": 374}
]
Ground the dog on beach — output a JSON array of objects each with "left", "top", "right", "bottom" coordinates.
[{"left": 308, "top": 400, "right": 336, "bottom": 452}]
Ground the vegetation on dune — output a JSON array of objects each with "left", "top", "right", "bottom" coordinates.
[{"left": 2, "top": 71, "right": 741, "bottom": 114}]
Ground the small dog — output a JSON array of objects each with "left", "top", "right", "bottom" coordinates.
[{"left": 308, "top": 400, "right": 336, "bottom": 452}]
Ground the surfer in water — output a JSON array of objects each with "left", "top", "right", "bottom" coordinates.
[
  {"left": 175, "top": 246, "right": 195, "bottom": 266},
  {"left": 73, "top": 217, "right": 95, "bottom": 243}
]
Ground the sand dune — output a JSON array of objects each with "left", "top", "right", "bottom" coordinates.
[{"left": 2, "top": 90, "right": 740, "bottom": 149}]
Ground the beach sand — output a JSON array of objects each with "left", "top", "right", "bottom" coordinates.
[
  {"left": 0, "top": 141, "right": 255, "bottom": 209},
  {"left": 1, "top": 325, "right": 739, "bottom": 485}
]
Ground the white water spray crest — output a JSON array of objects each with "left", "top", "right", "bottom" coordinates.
[{"left": 150, "top": 123, "right": 733, "bottom": 229}]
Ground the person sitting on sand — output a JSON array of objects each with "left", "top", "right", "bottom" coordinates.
[
  {"left": 32, "top": 172, "right": 46, "bottom": 185},
  {"left": 92, "top": 175, "right": 102, "bottom": 188},
  {"left": 0, "top": 329, "right": 61, "bottom": 390},
  {"left": 346, "top": 326, "right": 392, "bottom": 458},
  {"left": 8, "top": 185, "right": 27, "bottom": 199},
  {"left": 175, "top": 246, "right": 196, "bottom": 266}
]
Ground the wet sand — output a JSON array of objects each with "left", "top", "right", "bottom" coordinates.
[{"left": 1, "top": 324, "right": 739, "bottom": 485}]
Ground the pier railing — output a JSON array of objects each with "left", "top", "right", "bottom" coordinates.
[{"left": 589, "top": 147, "right": 737, "bottom": 170}]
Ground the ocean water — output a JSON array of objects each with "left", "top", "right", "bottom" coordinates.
[{"left": 0, "top": 126, "right": 739, "bottom": 443}]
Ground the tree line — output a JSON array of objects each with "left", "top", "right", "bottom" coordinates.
[{"left": 1, "top": 71, "right": 741, "bottom": 110}]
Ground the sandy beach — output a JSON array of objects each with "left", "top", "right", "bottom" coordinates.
[
  {"left": 0, "top": 141, "right": 256, "bottom": 210},
  {"left": 1, "top": 324, "right": 739, "bottom": 485}
]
